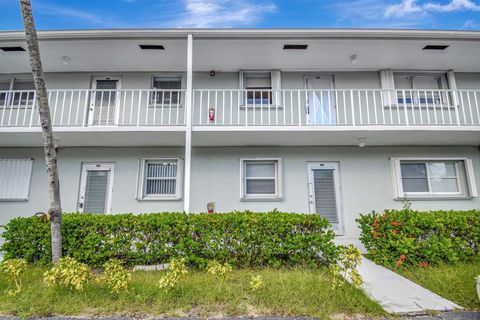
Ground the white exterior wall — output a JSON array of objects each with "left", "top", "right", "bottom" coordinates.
[
  {"left": 0, "top": 71, "right": 477, "bottom": 90},
  {"left": 0, "top": 146, "right": 479, "bottom": 240}
]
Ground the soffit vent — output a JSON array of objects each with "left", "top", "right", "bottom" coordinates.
[
  {"left": 0, "top": 46, "right": 26, "bottom": 52},
  {"left": 139, "top": 44, "right": 165, "bottom": 50},
  {"left": 422, "top": 45, "right": 449, "bottom": 50},
  {"left": 283, "top": 44, "right": 308, "bottom": 50}
]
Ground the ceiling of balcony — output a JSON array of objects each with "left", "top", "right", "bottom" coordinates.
[{"left": 0, "top": 29, "right": 479, "bottom": 73}]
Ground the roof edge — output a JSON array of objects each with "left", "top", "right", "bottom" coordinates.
[{"left": 1, "top": 28, "right": 480, "bottom": 41}]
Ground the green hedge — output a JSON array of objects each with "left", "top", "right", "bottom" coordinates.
[
  {"left": 357, "top": 209, "right": 480, "bottom": 268},
  {"left": 1, "top": 211, "right": 339, "bottom": 268}
]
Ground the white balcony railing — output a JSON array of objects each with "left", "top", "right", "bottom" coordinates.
[
  {"left": 0, "top": 89, "right": 186, "bottom": 127},
  {"left": 193, "top": 89, "right": 480, "bottom": 127},
  {"left": 1, "top": 89, "right": 480, "bottom": 128}
]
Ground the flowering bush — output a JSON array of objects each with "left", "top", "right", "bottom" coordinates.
[
  {"left": 99, "top": 260, "right": 132, "bottom": 293},
  {"left": 0, "top": 258, "right": 27, "bottom": 296},
  {"left": 357, "top": 209, "right": 480, "bottom": 268},
  {"left": 158, "top": 258, "right": 188, "bottom": 292},
  {"left": 330, "top": 245, "right": 363, "bottom": 289},
  {"left": 207, "top": 260, "right": 233, "bottom": 281},
  {"left": 44, "top": 257, "right": 91, "bottom": 291},
  {"left": 249, "top": 275, "right": 264, "bottom": 291}
]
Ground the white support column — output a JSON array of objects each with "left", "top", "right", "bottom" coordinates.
[{"left": 183, "top": 34, "right": 193, "bottom": 213}]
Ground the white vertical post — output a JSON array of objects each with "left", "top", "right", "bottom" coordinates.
[{"left": 184, "top": 34, "right": 193, "bottom": 213}]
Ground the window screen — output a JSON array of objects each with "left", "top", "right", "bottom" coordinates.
[
  {"left": 0, "top": 158, "right": 33, "bottom": 201},
  {"left": 244, "top": 72, "right": 272, "bottom": 105},
  {"left": 152, "top": 77, "right": 181, "bottom": 105},
  {"left": 400, "top": 161, "right": 460, "bottom": 194},
  {"left": 0, "top": 80, "right": 10, "bottom": 105},
  {"left": 243, "top": 160, "right": 277, "bottom": 196},
  {"left": 12, "top": 79, "right": 35, "bottom": 105}
]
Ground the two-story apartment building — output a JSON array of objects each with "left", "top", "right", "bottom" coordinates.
[{"left": 0, "top": 28, "right": 479, "bottom": 242}]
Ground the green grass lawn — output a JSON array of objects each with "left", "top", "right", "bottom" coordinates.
[
  {"left": 0, "top": 265, "right": 384, "bottom": 319},
  {"left": 398, "top": 263, "right": 480, "bottom": 310}
]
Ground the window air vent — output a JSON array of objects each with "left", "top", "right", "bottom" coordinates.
[
  {"left": 139, "top": 44, "right": 165, "bottom": 50},
  {"left": 283, "top": 44, "right": 308, "bottom": 50},
  {"left": 0, "top": 46, "right": 26, "bottom": 52},
  {"left": 422, "top": 45, "right": 449, "bottom": 50}
]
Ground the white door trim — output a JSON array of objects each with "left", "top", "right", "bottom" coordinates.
[
  {"left": 307, "top": 161, "right": 344, "bottom": 235},
  {"left": 89, "top": 77, "right": 122, "bottom": 126},
  {"left": 78, "top": 162, "right": 115, "bottom": 214}
]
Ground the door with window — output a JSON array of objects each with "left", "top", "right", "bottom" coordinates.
[
  {"left": 307, "top": 162, "right": 343, "bottom": 233},
  {"left": 89, "top": 77, "right": 120, "bottom": 126},
  {"left": 305, "top": 76, "right": 336, "bottom": 125},
  {"left": 78, "top": 163, "right": 115, "bottom": 214}
]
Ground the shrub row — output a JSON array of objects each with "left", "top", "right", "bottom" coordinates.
[
  {"left": 357, "top": 209, "right": 480, "bottom": 268},
  {"left": 1, "top": 211, "right": 339, "bottom": 268}
]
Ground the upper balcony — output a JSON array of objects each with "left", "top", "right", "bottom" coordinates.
[
  {"left": 1, "top": 29, "right": 480, "bottom": 147},
  {"left": 1, "top": 87, "right": 479, "bottom": 147}
]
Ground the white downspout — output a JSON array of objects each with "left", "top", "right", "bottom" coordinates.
[{"left": 184, "top": 34, "right": 193, "bottom": 213}]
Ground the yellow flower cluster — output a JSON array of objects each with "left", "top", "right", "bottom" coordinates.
[
  {"left": 99, "top": 260, "right": 132, "bottom": 293},
  {"left": 330, "top": 244, "right": 363, "bottom": 289},
  {"left": 0, "top": 258, "right": 28, "bottom": 296},
  {"left": 207, "top": 260, "right": 233, "bottom": 281},
  {"left": 158, "top": 258, "right": 188, "bottom": 292},
  {"left": 249, "top": 275, "right": 264, "bottom": 291},
  {"left": 43, "top": 257, "right": 91, "bottom": 291}
]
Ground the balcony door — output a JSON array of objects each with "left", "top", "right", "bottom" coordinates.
[
  {"left": 305, "top": 76, "right": 336, "bottom": 125},
  {"left": 88, "top": 77, "right": 121, "bottom": 126},
  {"left": 307, "top": 162, "right": 343, "bottom": 234},
  {"left": 78, "top": 163, "right": 115, "bottom": 214}
]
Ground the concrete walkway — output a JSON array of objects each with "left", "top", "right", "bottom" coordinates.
[{"left": 358, "top": 257, "right": 461, "bottom": 314}]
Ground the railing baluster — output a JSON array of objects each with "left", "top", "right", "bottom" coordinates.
[
  {"left": 222, "top": 90, "right": 225, "bottom": 125},
  {"left": 230, "top": 90, "right": 233, "bottom": 125},
  {"left": 137, "top": 90, "right": 141, "bottom": 126},
  {"left": 29, "top": 92, "right": 36, "bottom": 127},
  {"left": 357, "top": 91, "right": 362, "bottom": 125},
  {"left": 432, "top": 90, "right": 438, "bottom": 125},
  {"left": 474, "top": 91, "right": 480, "bottom": 125},
  {"left": 372, "top": 90, "right": 378, "bottom": 125},
  {"left": 342, "top": 91, "right": 347, "bottom": 125},
  {"left": 22, "top": 92, "right": 30, "bottom": 126},
  {"left": 410, "top": 90, "right": 416, "bottom": 125},
  {"left": 297, "top": 90, "right": 302, "bottom": 126},
  {"left": 350, "top": 90, "right": 355, "bottom": 126},
  {"left": 466, "top": 90, "right": 474, "bottom": 126},
  {"left": 365, "top": 91, "right": 370, "bottom": 125}
]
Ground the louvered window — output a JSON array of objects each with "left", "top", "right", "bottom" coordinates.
[
  {"left": 241, "top": 159, "right": 282, "bottom": 200},
  {"left": 0, "top": 158, "right": 33, "bottom": 201},
  {"left": 137, "top": 159, "right": 183, "bottom": 200}
]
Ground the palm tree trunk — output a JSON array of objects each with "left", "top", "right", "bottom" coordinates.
[{"left": 19, "top": 0, "right": 62, "bottom": 263}]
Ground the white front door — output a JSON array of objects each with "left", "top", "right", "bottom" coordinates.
[
  {"left": 307, "top": 162, "right": 343, "bottom": 233},
  {"left": 88, "top": 77, "right": 121, "bottom": 126},
  {"left": 78, "top": 163, "right": 115, "bottom": 214},
  {"left": 305, "top": 76, "right": 336, "bottom": 125}
]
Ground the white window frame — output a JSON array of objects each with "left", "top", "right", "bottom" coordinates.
[
  {"left": 0, "top": 77, "right": 35, "bottom": 108},
  {"left": 239, "top": 70, "right": 282, "bottom": 107},
  {"left": 240, "top": 158, "right": 283, "bottom": 201},
  {"left": 150, "top": 75, "right": 183, "bottom": 108},
  {"left": 136, "top": 158, "right": 183, "bottom": 200},
  {"left": 0, "top": 158, "right": 34, "bottom": 201},
  {"left": 391, "top": 157, "right": 477, "bottom": 200}
]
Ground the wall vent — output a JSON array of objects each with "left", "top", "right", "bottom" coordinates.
[
  {"left": 283, "top": 44, "right": 308, "bottom": 50},
  {"left": 139, "top": 44, "right": 165, "bottom": 50},
  {"left": 422, "top": 45, "right": 449, "bottom": 50},
  {"left": 0, "top": 46, "right": 25, "bottom": 52}
]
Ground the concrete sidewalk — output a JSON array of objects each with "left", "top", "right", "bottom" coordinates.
[{"left": 357, "top": 257, "right": 462, "bottom": 314}]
